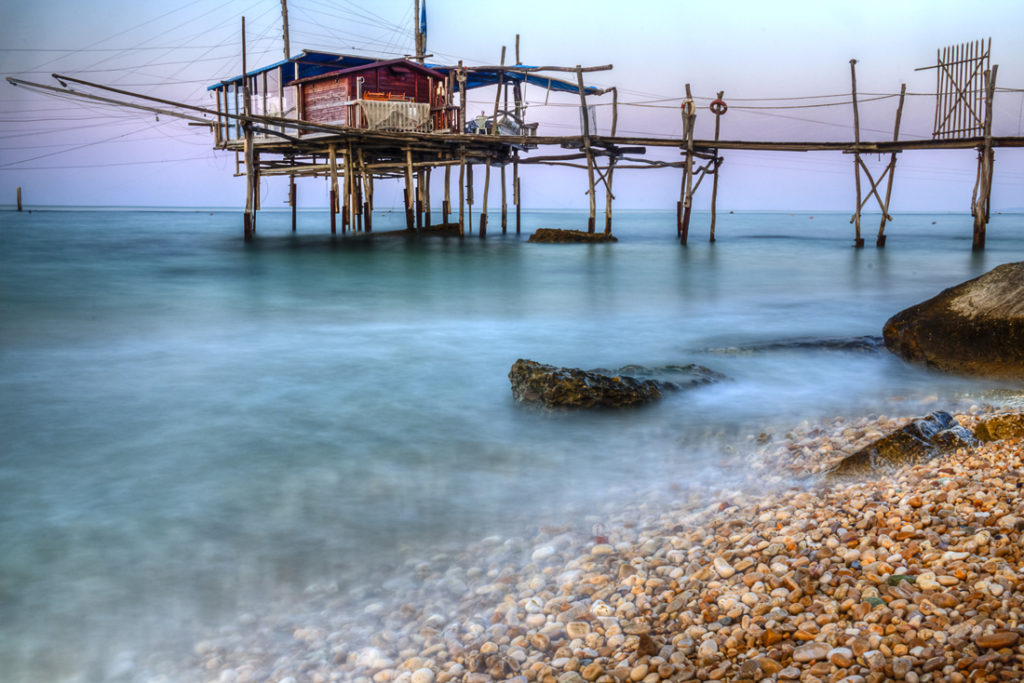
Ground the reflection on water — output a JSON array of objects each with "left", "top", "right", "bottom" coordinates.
[{"left": 1, "top": 208, "right": 1021, "bottom": 681}]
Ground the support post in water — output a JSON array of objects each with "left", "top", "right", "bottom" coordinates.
[
  {"left": 576, "top": 65, "right": 597, "bottom": 233},
  {"left": 877, "top": 83, "right": 906, "bottom": 247},
  {"left": 289, "top": 175, "right": 296, "bottom": 232},
  {"left": 513, "top": 151, "right": 521, "bottom": 234},
  {"left": 241, "top": 16, "right": 255, "bottom": 240},
  {"left": 973, "top": 64, "right": 998, "bottom": 251},
  {"left": 458, "top": 150, "right": 466, "bottom": 236},
  {"left": 709, "top": 90, "right": 725, "bottom": 243},
  {"left": 329, "top": 143, "right": 339, "bottom": 235},
  {"left": 404, "top": 148, "right": 415, "bottom": 230},
  {"left": 16, "top": 186, "right": 22, "bottom": 212},
  {"left": 849, "top": 59, "right": 865, "bottom": 248},
  {"left": 679, "top": 83, "right": 696, "bottom": 244},
  {"left": 443, "top": 161, "right": 451, "bottom": 223},
  {"left": 604, "top": 87, "right": 618, "bottom": 235}
]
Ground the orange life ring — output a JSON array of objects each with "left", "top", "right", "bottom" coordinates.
[{"left": 709, "top": 99, "right": 728, "bottom": 116}]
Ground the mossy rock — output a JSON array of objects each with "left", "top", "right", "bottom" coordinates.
[{"left": 528, "top": 228, "right": 617, "bottom": 243}]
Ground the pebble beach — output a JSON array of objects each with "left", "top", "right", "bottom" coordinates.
[{"left": 187, "top": 405, "right": 1024, "bottom": 683}]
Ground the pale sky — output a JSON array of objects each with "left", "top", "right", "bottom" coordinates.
[{"left": 1, "top": 0, "right": 1022, "bottom": 211}]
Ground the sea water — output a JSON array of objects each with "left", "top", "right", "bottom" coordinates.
[{"left": 1, "top": 207, "right": 1022, "bottom": 681}]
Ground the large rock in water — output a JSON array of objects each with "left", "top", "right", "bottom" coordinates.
[
  {"left": 826, "top": 411, "right": 976, "bottom": 480},
  {"left": 882, "top": 262, "right": 1024, "bottom": 378},
  {"left": 509, "top": 359, "right": 673, "bottom": 408}
]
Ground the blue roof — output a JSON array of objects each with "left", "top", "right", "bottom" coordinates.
[
  {"left": 208, "top": 51, "right": 598, "bottom": 96},
  {"left": 207, "top": 51, "right": 376, "bottom": 90}
]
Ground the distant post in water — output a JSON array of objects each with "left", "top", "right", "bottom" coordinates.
[{"left": 16, "top": 186, "right": 22, "bottom": 212}]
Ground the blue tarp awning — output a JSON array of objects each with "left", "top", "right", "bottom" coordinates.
[{"left": 427, "top": 65, "right": 600, "bottom": 96}]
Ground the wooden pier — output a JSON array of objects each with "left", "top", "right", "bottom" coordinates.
[{"left": 6, "top": 17, "right": 1022, "bottom": 250}]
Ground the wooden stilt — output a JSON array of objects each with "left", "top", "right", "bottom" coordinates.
[
  {"left": 354, "top": 166, "right": 363, "bottom": 232},
  {"left": 404, "top": 148, "right": 415, "bottom": 230},
  {"left": 850, "top": 59, "right": 865, "bottom": 248},
  {"left": 244, "top": 129, "right": 256, "bottom": 239},
  {"left": 289, "top": 175, "right": 296, "bottom": 232},
  {"left": 424, "top": 167, "right": 431, "bottom": 228},
  {"left": 501, "top": 162, "right": 507, "bottom": 233},
  {"left": 241, "top": 16, "right": 255, "bottom": 240},
  {"left": 358, "top": 148, "right": 372, "bottom": 232},
  {"left": 576, "top": 66, "right": 597, "bottom": 233},
  {"left": 481, "top": 159, "right": 490, "bottom": 237},
  {"left": 604, "top": 86, "right": 618, "bottom": 235},
  {"left": 513, "top": 151, "right": 521, "bottom": 234},
  {"left": 443, "top": 162, "right": 451, "bottom": 222},
  {"left": 877, "top": 83, "right": 906, "bottom": 247},
  {"left": 458, "top": 150, "right": 466, "bottom": 236},
  {"left": 680, "top": 84, "right": 696, "bottom": 244},
  {"left": 415, "top": 169, "right": 423, "bottom": 230},
  {"left": 329, "top": 143, "right": 339, "bottom": 235},
  {"left": 342, "top": 147, "right": 352, "bottom": 233},
  {"left": 467, "top": 161, "right": 474, "bottom": 233},
  {"left": 973, "top": 65, "right": 998, "bottom": 251},
  {"left": 709, "top": 90, "right": 724, "bottom": 243},
  {"left": 16, "top": 186, "right": 22, "bottom": 212}
]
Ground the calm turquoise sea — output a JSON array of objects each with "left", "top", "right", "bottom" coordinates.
[{"left": 1, "top": 207, "right": 1022, "bottom": 681}]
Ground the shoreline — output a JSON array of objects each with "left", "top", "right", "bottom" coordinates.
[{"left": 188, "top": 405, "right": 1024, "bottom": 683}]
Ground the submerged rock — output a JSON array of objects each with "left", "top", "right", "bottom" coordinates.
[
  {"left": 591, "top": 363, "right": 726, "bottom": 388},
  {"left": 509, "top": 359, "right": 674, "bottom": 408},
  {"left": 882, "top": 261, "right": 1024, "bottom": 378},
  {"left": 974, "top": 412, "right": 1024, "bottom": 442},
  {"left": 826, "top": 410, "right": 976, "bottom": 480},
  {"left": 527, "top": 228, "right": 618, "bottom": 243}
]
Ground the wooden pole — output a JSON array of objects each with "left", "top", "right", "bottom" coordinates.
[
  {"left": 358, "top": 148, "right": 371, "bottom": 232},
  {"left": 280, "top": 0, "right": 290, "bottom": 61},
  {"left": 355, "top": 176, "right": 363, "bottom": 232},
  {"left": 513, "top": 151, "right": 521, "bottom": 234},
  {"left": 404, "top": 148, "right": 415, "bottom": 230},
  {"left": 457, "top": 61, "right": 466, "bottom": 134},
  {"left": 16, "top": 186, "right": 22, "bottom": 212},
  {"left": 289, "top": 175, "right": 296, "bottom": 232},
  {"left": 576, "top": 66, "right": 596, "bottom": 233},
  {"left": 973, "top": 64, "right": 998, "bottom": 251},
  {"left": 416, "top": 169, "right": 424, "bottom": 230},
  {"left": 443, "top": 161, "right": 451, "bottom": 223},
  {"left": 467, "top": 162, "right": 474, "bottom": 232},
  {"left": 501, "top": 162, "right": 508, "bottom": 232},
  {"left": 680, "top": 83, "right": 695, "bottom": 244},
  {"left": 876, "top": 83, "right": 906, "bottom": 247},
  {"left": 343, "top": 147, "right": 352, "bottom": 233},
  {"left": 604, "top": 86, "right": 618, "bottom": 235},
  {"left": 329, "top": 143, "right": 338, "bottom": 235},
  {"left": 458, "top": 150, "right": 466, "bottom": 236},
  {"left": 242, "top": 17, "right": 255, "bottom": 240},
  {"left": 424, "top": 167, "right": 431, "bottom": 228},
  {"left": 850, "top": 59, "right": 864, "bottom": 248},
  {"left": 709, "top": 90, "right": 724, "bottom": 243},
  {"left": 481, "top": 160, "right": 490, "bottom": 237}
]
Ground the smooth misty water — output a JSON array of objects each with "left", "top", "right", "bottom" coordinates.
[{"left": 1, "top": 207, "right": 1022, "bottom": 681}]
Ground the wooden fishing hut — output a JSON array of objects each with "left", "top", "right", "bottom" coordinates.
[{"left": 203, "top": 38, "right": 606, "bottom": 240}]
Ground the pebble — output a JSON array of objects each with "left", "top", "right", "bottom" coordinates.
[
  {"left": 178, "top": 408, "right": 1024, "bottom": 683},
  {"left": 712, "top": 557, "right": 735, "bottom": 578},
  {"left": 793, "top": 642, "right": 829, "bottom": 662}
]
